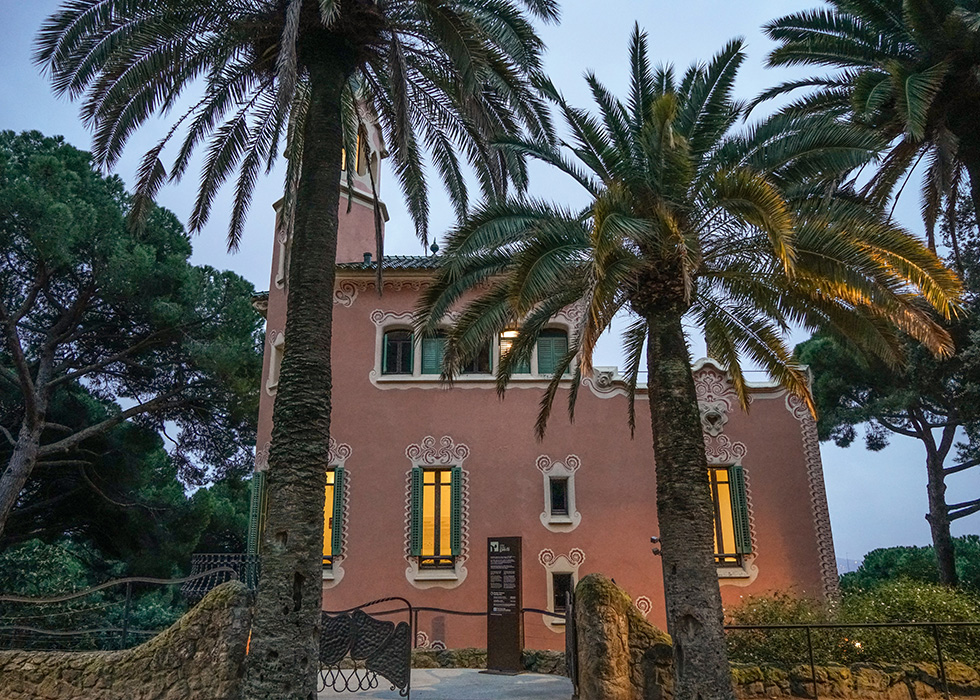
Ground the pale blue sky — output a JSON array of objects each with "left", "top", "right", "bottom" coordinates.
[{"left": 0, "top": 1, "right": 975, "bottom": 564}]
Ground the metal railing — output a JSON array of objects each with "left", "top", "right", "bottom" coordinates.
[
  {"left": 725, "top": 621, "right": 980, "bottom": 700},
  {"left": 0, "top": 566, "right": 239, "bottom": 651},
  {"left": 182, "top": 553, "right": 258, "bottom": 600}
]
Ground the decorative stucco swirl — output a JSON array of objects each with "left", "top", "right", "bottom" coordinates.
[
  {"left": 333, "top": 280, "right": 358, "bottom": 307},
  {"left": 406, "top": 435, "right": 471, "bottom": 465},
  {"left": 633, "top": 596, "right": 653, "bottom": 619},
  {"left": 786, "top": 393, "right": 840, "bottom": 601}
]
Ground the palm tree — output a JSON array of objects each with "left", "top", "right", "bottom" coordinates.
[
  {"left": 759, "top": 0, "right": 980, "bottom": 256},
  {"left": 35, "top": 1, "right": 556, "bottom": 697},
  {"left": 418, "top": 27, "right": 961, "bottom": 699}
]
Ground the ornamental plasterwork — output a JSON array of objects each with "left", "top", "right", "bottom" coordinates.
[
  {"left": 406, "top": 435, "right": 471, "bottom": 465},
  {"left": 370, "top": 309, "right": 413, "bottom": 327},
  {"left": 324, "top": 438, "right": 353, "bottom": 589},
  {"left": 694, "top": 364, "right": 737, "bottom": 437},
  {"left": 536, "top": 455, "right": 582, "bottom": 532},
  {"left": 582, "top": 367, "right": 631, "bottom": 399},
  {"left": 254, "top": 442, "right": 270, "bottom": 471},
  {"left": 553, "top": 300, "right": 587, "bottom": 327},
  {"left": 327, "top": 437, "right": 353, "bottom": 466},
  {"left": 403, "top": 436, "right": 471, "bottom": 590},
  {"left": 414, "top": 631, "right": 446, "bottom": 650},
  {"left": 538, "top": 548, "right": 586, "bottom": 632},
  {"left": 333, "top": 280, "right": 358, "bottom": 307},
  {"left": 633, "top": 596, "right": 653, "bottom": 619},
  {"left": 786, "top": 393, "right": 840, "bottom": 600},
  {"left": 703, "top": 434, "right": 747, "bottom": 466}
]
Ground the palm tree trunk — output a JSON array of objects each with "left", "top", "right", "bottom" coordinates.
[
  {"left": 645, "top": 311, "right": 735, "bottom": 700},
  {"left": 243, "top": 59, "right": 348, "bottom": 700}
]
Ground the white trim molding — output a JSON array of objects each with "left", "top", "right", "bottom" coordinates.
[
  {"left": 404, "top": 436, "right": 471, "bottom": 589},
  {"left": 536, "top": 455, "right": 582, "bottom": 532},
  {"left": 538, "top": 548, "right": 585, "bottom": 632},
  {"left": 786, "top": 394, "right": 840, "bottom": 600},
  {"left": 265, "top": 330, "right": 285, "bottom": 395}
]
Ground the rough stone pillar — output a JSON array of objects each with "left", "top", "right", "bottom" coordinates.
[{"left": 575, "top": 573, "right": 673, "bottom": 700}]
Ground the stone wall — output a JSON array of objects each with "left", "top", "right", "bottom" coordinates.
[
  {"left": 0, "top": 581, "right": 252, "bottom": 700},
  {"left": 732, "top": 660, "right": 980, "bottom": 699},
  {"left": 574, "top": 573, "right": 674, "bottom": 700}
]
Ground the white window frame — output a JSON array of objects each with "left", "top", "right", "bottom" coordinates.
[{"left": 537, "top": 455, "right": 581, "bottom": 532}]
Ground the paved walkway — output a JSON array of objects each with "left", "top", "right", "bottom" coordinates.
[{"left": 317, "top": 668, "right": 573, "bottom": 699}]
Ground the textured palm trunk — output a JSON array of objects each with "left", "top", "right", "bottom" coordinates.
[
  {"left": 242, "top": 60, "right": 348, "bottom": 700},
  {"left": 645, "top": 311, "right": 735, "bottom": 700},
  {"left": 924, "top": 448, "right": 957, "bottom": 586}
]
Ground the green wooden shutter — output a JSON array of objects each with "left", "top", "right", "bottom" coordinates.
[
  {"left": 537, "top": 333, "right": 568, "bottom": 375},
  {"left": 421, "top": 336, "right": 444, "bottom": 374},
  {"left": 331, "top": 467, "right": 346, "bottom": 556},
  {"left": 409, "top": 467, "right": 424, "bottom": 556},
  {"left": 382, "top": 333, "right": 390, "bottom": 374},
  {"left": 728, "top": 465, "right": 752, "bottom": 555},
  {"left": 450, "top": 466, "right": 463, "bottom": 556},
  {"left": 247, "top": 471, "right": 266, "bottom": 556}
]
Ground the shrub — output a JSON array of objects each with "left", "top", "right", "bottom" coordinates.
[{"left": 726, "top": 581, "right": 980, "bottom": 666}]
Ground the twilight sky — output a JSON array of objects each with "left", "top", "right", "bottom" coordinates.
[{"left": 0, "top": 1, "right": 975, "bottom": 565}]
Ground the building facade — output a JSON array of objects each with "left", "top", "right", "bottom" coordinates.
[{"left": 249, "top": 140, "right": 838, "bottom": 651}]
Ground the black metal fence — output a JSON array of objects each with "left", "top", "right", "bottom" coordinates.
[
  {"left": 724, "top": 621, "right": 980, "bottom": 700},
  {"left": 0, "top": 566, "right": 240, "bottom": 651}
]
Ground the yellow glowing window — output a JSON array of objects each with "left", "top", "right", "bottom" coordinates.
[
  {"left": 323, "top": 468, "right": 345, "bottom": 568},
  {"left": 410, "top": 467, "right": 461, "bottom": 568},
  {"left": 708, "top": 466, "right": 751, "bottom": 565}
]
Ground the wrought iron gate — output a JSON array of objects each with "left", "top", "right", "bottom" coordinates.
[{"left": 319, "top": 597, "right": 413, "bottom": 698}]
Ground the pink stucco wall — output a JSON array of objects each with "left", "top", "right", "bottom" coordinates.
[{"left": 253, "top": 190, "right": 837, "bottom": 651}]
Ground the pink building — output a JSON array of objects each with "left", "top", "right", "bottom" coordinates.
[{"left": 249, "top": 137, "right": 838, "bottom": 651}]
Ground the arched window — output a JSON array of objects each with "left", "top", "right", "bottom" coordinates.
[{"left": 383, "top": 330, "right": 413, "bottom": 374}]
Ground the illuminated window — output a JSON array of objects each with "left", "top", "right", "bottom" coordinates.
[
  {"left": 323, "top": 467, "right": 346, "bottom": 569},
  {"left": 708, "top": 466, "right": 751, "bottom": 566},
  {"left": 409, "top": 467, "right": 462, "bottom": 569},
  {"left": 383, "top": 330, "right": 413, "bottom": 374},
  {"left": 499, "top": 330, "right": 530, "bottom": 374}
]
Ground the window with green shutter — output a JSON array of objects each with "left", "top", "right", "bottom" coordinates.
[
  {"left": 421, "top": 334, "right": 445, "bottom": 375},
  {"left": 728, "top": 465, "right": 752, "bottom": 555},
  {"left": 246, "top": 471, "right": 266, "bottom": 556},
  {"left": 323, "top": 467, "right": 346, "bottom": 568},
  {"left": 537, "top": 329, "right": 569, "bottom": 376},
  {"left": 708, "top": 466, "right": 751, "bottom": 565},
  {"left": 410, "top": 466, "right": 462, "bottom": 568}
]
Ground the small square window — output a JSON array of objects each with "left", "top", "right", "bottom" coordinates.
[
  {"left": 549, "top": 477, "right": 569, "bottom": 515},
  {"left": 552, "top": 572, "right": 573, "bottom": 613}
]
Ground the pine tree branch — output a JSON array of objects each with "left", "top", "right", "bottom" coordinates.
[
  {"left": 944, "top": 458, "right": 980, "bottom": 476},
  {"left": 36, "top": 387, "right": 190, "bottom": 458},
  {"left": 949, "top": 498, "right": 980, "bottom": 521}
]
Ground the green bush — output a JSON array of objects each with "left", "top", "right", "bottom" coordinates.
[{"left": 726, "top": 581, "right": 980, "bottom": 666}]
